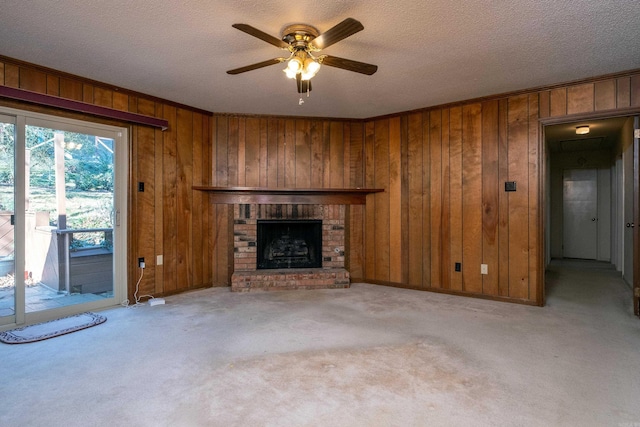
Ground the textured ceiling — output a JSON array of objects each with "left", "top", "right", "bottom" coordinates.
[{"left": 1, "top": 0, "right": 640, "bottom": 119}]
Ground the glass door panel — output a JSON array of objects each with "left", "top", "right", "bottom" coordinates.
[
  {"left": 25, "top": 125, "right": 115, "bottom": 313},
  {"left": 0, "top": 115, "right": 16, "bottom": 325}
]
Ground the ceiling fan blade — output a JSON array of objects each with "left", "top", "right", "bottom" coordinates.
[
  {"left": 311, "top": 18, "right": 364, "bottom": 50},
  {"left": 227, "top": 58, "right": 285, "bottom": 75},
  {"left": 232, "top": 23, "right": 289, "bottom": 49},
  {"left": 321, "top": 55, "right": 378, "bottom": 75},
  {"left": 296, "top": 73, "right": 312, "bottom": 93}
]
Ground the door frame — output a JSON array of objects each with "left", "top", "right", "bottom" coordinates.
[
  {"left": 0, "top": 106, "right": 128, "bottom": 329},
  {"left": 540, "top": 109, "right": 640, "bottom": 314}
]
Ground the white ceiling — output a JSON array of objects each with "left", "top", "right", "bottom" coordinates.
[{"left": 1, "top": 0, "right": 639, "bottom": 119}]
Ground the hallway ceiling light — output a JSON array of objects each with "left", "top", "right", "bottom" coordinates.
[{"left": 576, "top": 126, "right": 590, "bottom": 135}]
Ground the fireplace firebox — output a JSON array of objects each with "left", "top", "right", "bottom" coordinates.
[{"left": 257, "top": 220, "right": 322, "bottom": 269}]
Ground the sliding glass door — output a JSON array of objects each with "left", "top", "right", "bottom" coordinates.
[
  {"left": 0, "top": 114, "right": 17, "bottom": 326},
  {"left": 0, "top": 109, "right": 127, "bottom": 328}
]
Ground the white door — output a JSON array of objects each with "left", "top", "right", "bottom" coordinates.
[{"left": 563, "top": 169, "right": 598, "bottom": 259}]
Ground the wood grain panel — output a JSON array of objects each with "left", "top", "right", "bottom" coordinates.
[
  {"left": 176, "top": 108, "right": 193, "bottom": 290},
  {"left": 498, "top": 99, "right": 510, "bottom": 297},
  {"left": 46, "top": 75, "right": 59, "bottom": 96},
  {"left": 631, "top": 75, "right": 640, "bottom": 106},
  {"left": 310, "top": 120, "right": 323, "bottom": 187},
  {"left": 482, "top": 100, "right": 500, "bottom": 296},
  {"left": 162, "top": 105, "right": 178, "bottom": 292},
  {"left": 364, "top": 121, "right": 376, "bottom": 278},
  {"left": 343, "top": 124, "right": 351, "bottom": 190},
  {"left": 19, "top": 67, "right": 47, "bottom": 93},
  {"left": 237, "top": 117, "right": 245, "bottom": 186},
  {"left": 594, "top": 80, "right": 616, "bottom": 111},
  {"left": 407, "top": 113, "right": 424, "bottom": 286},
  {"left": 154, "top": 106, "right": 165, "bottom": 294},
  {"left": 528, "top": 94, "right": 540, "bottom": 303},
  {"left": 227, "top": 117, "right": 239, "bottom": 186},
  {"left": 93, "top": 87, "right": 113, "bottom": 108},
  {"left": 113, "top": 92, "right": 128, "bottom": 111},
  {"left": 550, "top": 88, "right": 567, "bottom": 117},
  {"left": 295, "top": 119, "right": 311, "bottom": 188},
  {"left": 567, "top": 83, "right": 594, "bottom": 115},
  {"left": 429, "top": 110, "right": 443, "bottom": 288},
  {"left": 389, "top": 117, "right": 402, "bottom": 283},
  {"left": 82, "top": 84, "right": 93, "bottom": 104},
  {"left": 374, "top": 120, "right": 391, "bottom": 281},
  {"left": 449, "top": 107, "right": 463, "bottom": 291},
  {"left": 59, "top": 78, "right": 83, "bottom": 101},
  {"left": 421, "top": 111, "right": 431, "bottom": 288},
  {"left": 349, "top": 122, "right": 364, "bottom": 188},
  {"left": 330, "top": 122, "right": 344, "bottom": 188},
  {"left": 259, "top": 118, "right": 268, "bottom": 187},
  {"left": 245, "top": 118, "right": 261, "bottom": 187},
  {"left": 507, "top": 95, "right": 530, "bottom": 299},
  {"left": 0, "top": 62, "right": 4, "bottom": 85},
  {"left": 267, "top": 118, "right": 279, "bottom": 187},
  {"left": 284, "top": 119, "right": 295, "bottom": 187},
  {"left": 5, "top": 63, "right": 19, "bottom": 88},
  {"left": 617, "top": 77, "right": 631, "bottom": 108},
  {"left": 538, "top": 90, "right": 550, "bottom": 118},
  {"left": 136, "top": 125, "right": 156, "bottom": 295},
  {"left": 461, "top": 103, "right": 483, "bottom": 293}
]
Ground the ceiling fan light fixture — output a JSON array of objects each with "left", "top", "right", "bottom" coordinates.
[
  {"left": 301, "top": 57, "right": 321, "bottom": 80},
  {"left": 576, "top": 125, "right": 590, "bottom": 135}
]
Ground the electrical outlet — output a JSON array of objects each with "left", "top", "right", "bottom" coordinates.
[
  {"left": 455, "top": 262, "right": 461, "bottom": 272},
  {"left": 157, "top": 255, "right": 163, "bottom": 265},
  {"left": 481, "top": 264, "right": 488, "bottom": 275},
  {"left": 138, "top": 257, "right": 145, "bottom": 268}
]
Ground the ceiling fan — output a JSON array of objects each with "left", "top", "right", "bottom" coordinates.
[{"left": 226, "top": 18, "right": 378, "bottom": 94}]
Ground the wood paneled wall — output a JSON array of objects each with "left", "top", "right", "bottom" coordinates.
[
  {"left": 0, "top": 57, "right": 215, "bottom": 301},
  {"left": 2, "top": 55, "right": 640, "bottom": 305}
]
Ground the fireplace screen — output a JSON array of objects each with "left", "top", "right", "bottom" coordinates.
[{"left": 257, "top": 220, "right": 322, "bottom": 269}]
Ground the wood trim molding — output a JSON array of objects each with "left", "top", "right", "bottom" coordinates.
[
  {"left": 0, "top": 85, "right": 169, "bottom": 130},
  {"left": 193, "top": 186, "right": 384, "bottom": 204}
]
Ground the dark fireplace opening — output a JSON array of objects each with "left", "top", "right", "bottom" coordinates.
[{"left": 257, "top": 220, "right": 322, "bottom": 270}]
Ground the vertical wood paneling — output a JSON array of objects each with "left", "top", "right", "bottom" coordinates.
[
  {"left": 421, "top": 112, "right": 431, "bottom": 288},
  {"left": 19, "top": 68, "right": 46, "bottom": 93},
  {"left": 617, "top": 77, "right": 631, "bottom": 108},
  {"left": 528, "top": 94, "right": 540, "bottom": 303},
  {"left": 176, "top": 108, "right": 193, "bottom": 290},
  {"left": 482, "top": 100, "right": 500, "bottom": 296},
  {"left": 5, "top": 64, "right": 19, "bottom": 88},
  {"left": 594, "top": 80, "right": 616, "bottom": 111},
  {"left": 284, "top": 119, "right": 295, "bottom": 187},
  {"left": 389, "top": 117, "right": 402, "bottom": 283},
  {"left": 330, "top": 122, "right": 344, "bottom": 188},
  {"left": 374, "top": 120, "right": 390, "bottom": 281},
  {"left": 407, "top": 113, "right": 424, "bottom": 286},
  {"left": 93, "top": 87, "right": 113, "bottom": 108},
  {"left": 449, "top": 107, "right": 463, "bottom": 291},
  {"left": 462, "top": 103, "right": 483, "bottom": 293},
  {"left": 295, "top": 120, "right": 311, "bottom": 188},
  {"left": 162, "top": 105, "right": 178, "bottom": 292},
  {"left": 497, "top": 99, "right": 510, "bottom": 297},
  {"left": 310, "top": 120, "right": 324, "bottom": 187},
  {"left": 631, "top": 75, "right": 640, "bottom": 106},
  {"left": 567, "top": 83, "right": 594, "bottom": 115},
  {"left": 245, "top": 118, "right": 261, "bottom": 187},
  {"left": 6, "top": 57, "right": 640, "bottom": 305},
  {"left": 153, "top": 106, "right": 165, "bottom": 294},
  {"left": 507, "top": 95, "right": 530, "bottom": 299},
  {"left": 364, "top": 121, "right": 376, "bottom": 278},
  {"left": 46, "top": 75, "right": 59, "bottom": 96},
  {"left": 59, "top": 78, "right": 83, "bottom": 101},
  {"left": 550, "top": 88, "right": 567, "bottom": 117},
  {"left": 429, "top": 110, "right": 443, "bottom": 288}
]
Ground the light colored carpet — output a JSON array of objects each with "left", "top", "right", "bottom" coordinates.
[{"left": 0, "top": 260, "right": 639, "bottom": 426}]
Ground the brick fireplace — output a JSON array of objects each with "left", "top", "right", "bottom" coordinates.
[{"left": 231, "top": 204, "right": 350, "bottom": 291}]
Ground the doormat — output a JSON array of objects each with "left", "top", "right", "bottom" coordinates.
[{"left": 0, "top": 312, "right": 106, "bottom": 344}]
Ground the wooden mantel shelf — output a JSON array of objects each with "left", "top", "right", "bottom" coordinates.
[{"left": 193, "top": 186, "right": 384, "bottom": 205}]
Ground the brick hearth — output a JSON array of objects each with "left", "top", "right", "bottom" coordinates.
[{"left": 231, "top": 204, "right": 350, "bottom": 292}]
